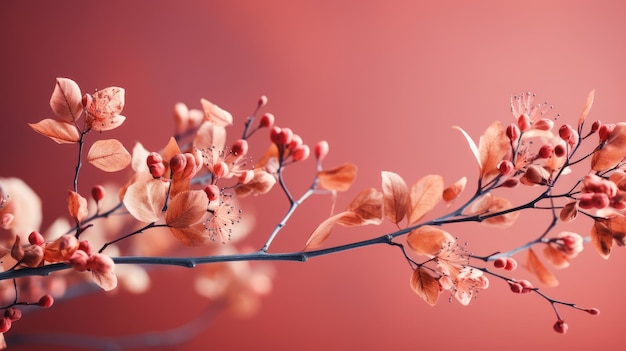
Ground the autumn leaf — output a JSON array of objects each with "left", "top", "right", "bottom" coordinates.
[
  {"left": 381, "top": 171, "right": 409, "bottom": 225},
  {"left": 591, "top": 218, "right": 614, "bottom": 259},
  {"left": 165, "top": 190, "right": 209, "bottom": 228},
  {"left": 123, "top": 179, "right": 168, "bottom": 222},
  {"left": 478, "top": 121, "right": 509, "bottom": 181},
  {"left": 407, "top": 226, "right": 454, "bottom": 256},
  {"left": 92, "top": 270, "right": 118, "bottom": 291},
  {"left": 577, "top": 90, "right": 595, "bottom": 132},
  {"left": 200, "top": 98, "right": 233, "bottom": 126},
  {"left": 482, "top": 196, "right": 519, "bottom": 227},
  {"left": 87, "top": 139, "right": 131, "bottom": 172},
  {"left": 442, "top": 177, "right": 467, "bottom": 205},
  {"left": 318, "top": 163, "right": 357, "bottom": 192},
  {"left": 453, "top": 126, "right": 481, "bottom": 172},
  {"left": 29, "top": 119, "right": 80, "bottom": 144},
  {"left": 67, "top": 191, "right": 88, "bottom": 223},
  {"left": 526, "top": 248, "right": 559, "bottom": 287},
  {"left": 592, "top": 123, "right": 626, "bottom": 171},
  {"left": 169, "top": 223, "right": 210, "bottom": 247},
  {"left": 408, "top": 175, "right": 443, "bottom": 224},
  {"left": 346, "top": 188, "right": 383, "bottom": 225},
  {"left": 559, "top": 201, "right": 578, "bottom": 223},
  {"left": 193, "top": 121, "right": 227, "bottom": 150},
  {"left": 304, "top": 212, "right": 348, "bottom": 250},
  {"left": 410, "top": 267, "right": 440, "bottom": 306},
  {"left": 235, "top": 169, "right": 277, "bottom": 197},
  {"left": 85, "top": 87, "right": 126, "bottom": 132},
  {"left": 50, "top": 77, "right": 83, "bottom": 123}
]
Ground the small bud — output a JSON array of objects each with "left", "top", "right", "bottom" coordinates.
[
  {"left": 169, "top": 154, "right": 187, "bottom": 174},
  {"left": 533, "top": 118, "right": 554, "bottom": 131},
  {"left": 203, "top": 184, "right": 220, "bottom": 202},
  {"left": 591, "top": 193, "right": 610, "bottom": 209},
  {"left": 38, "top": 294, "right": 54, "bottom": 308},
  {"left": 86, "top": 253, "right": 114, "bottom": 273},
  {"left": 238, "top": 169, "right": 255, "bottom": 184},
  {"left": 4, "top": 307, "right": 22, "bottom": 322},
  {"left": 517, "top": 114, "right": 531, "bottom": 132},
  {"left": 499, "top": 178, "right": 519, "bottom": 188},
  {"left": 28, "top": 231, "right": 45, "bottom": 246},
  {"left": 314, "top": 140, "right": 330, "bottom": 161},
  {"left": 259, "top": 113, "right": 275, "bottom": 128},
  {"left": 91, "top": 185, "right": 106, "bottom": 202},
  {"left": 292, "top": 145, "right": 310, "bottom": 162},
  {"left": 599, "top": 124, "right": 615, "bottom": 142},
  {"left": 174, "top": 102, "right": 190, "bottom": 134},
  {"left": 506, "top": 124, "right": 520, "bottom": 141},
  {"left": 81, "top": 93, "right": 93, "bottom": 109},
  {"left": 509, "top": 282, "right": 523, "bottom": 294},
  {"left": 231, "top": 139, "right": 249, "bottom": 157},
  {"left": 504, "top": 258, "right": 518, "bottom": 271},
  {"left": 289, "top": 134, "right": 303, "bottom": 149},
  {"left": 149, "top": 162, "right": 166, "bottom": 178},
  {"left": 270, "top": 126, "right": 282, "bottom": 144},
  {"left": 146, "top": 152, "right": 163, "bottom": 167},
  {"left": 537, "top": 144, "right": 553, "bottom": 159},
  {"left": 78, "top": 240, "right": 93, "bottom": 256},
  {"left": 585, "top": 308, "right": 600, "bottom": 316},
  {"left": 181, "top": 153, "right": 198, "bottom": 180},
  {"left": 22, "top": 245, "right": 44, "bottom": 267},
  {"left": 553, "top": 320, "right": 568, "bottom": 334},
  {"left": 518, "top": 279, "right": 534, "bottom": 294},
  {"left": 559, "top": 124, "right": 578, "bottom": 145},
  {"left": 554, "top": 144, "right": 566, "bottom": 157},
  {"left": 0, "top": 317, "right": 11, "bottom": 333},
  {"left": 278, "top": 128, "right": 294, "bottom": 145},
  {"left": 69, "top": 249, "right": 89, "bottom": 272},
  {"left": 258, "top": 95, "right": 268, "bottom": 107},
  {"left": 498, "top": 160, "right": 514, "bottom": 176},
  {"left": 590, "top": 120, "right": 601, "bottom": 133},
  {"left": 493, "top": 257, "right": 507, "bottom": 269}
]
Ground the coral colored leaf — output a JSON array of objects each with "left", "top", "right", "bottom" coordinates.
[
  {"left": 318, "top": 163, "right": 357, "bottom": 192},
  {"left": 483, "top": 196, "right": 519, "bottom": 227},
  {"left": 92, "top": 270, "right": 118, "bottom": 291},
  {"left": 478, "top": 121, "right": 508, "bottom": 181},
  {"left": 255, "top": 143, "right": 279, "bottom": 169},
  {"left": 200, "top": 98, "right": 233, "bottom": 126},
  {"left": 170, "top": 224, "right": 209, "bottom": 246},
  {"left": 591, "top": 218, "right": 614, "bottom": 259},
  {"left": 123, "top": 179, "right": 168, "bottom": 223},
  {"left": 304, "top": 212, "right": 347, "bottom": 250},
  {"left": 235, "top": 169, "right": 277, "bottom": 197},
  {"left": 346, "top": 188, "right": 383, "bottom": 225},
  {"left": 29, "top": 119, "right": 80, "bottom": 144},
  {"left": 592, "top": 123, "right": 626, "bottom": 171},
  {"left": 410, "top": 267, "right": 440, "bottom": 306},
  {"left": 407, "top": 226, "right": 454, "bottom": 256},
  {"left": 85, "top": 87, "right": 126, "bottom": 132},
  {"left": 67, "top": 191, "right": 88, "bottom": 223},
  {"left": 408, "top": 175, "right": 444, "bottom": 225},
  {"left": 165, "top": 190, "right": 209, "bottom": 228},
  {"left": 381, "top": 171, "right": 409, "bottom": 225},
  {"left": 50, "top": 77, "right": 83, "bottom": 123},
  {"left": 453, "top": 126, "right": 482, "bottom": 172},
  {"left": 577, "top": 90, "right": 595, "bottom": 132},
  {"left": 543, "top": 245, "right": 570, "bottom": 269},
  {"left": 526, "top": 248, "right": 559, "bottom": 287},
  {"left": 193, "top": 121, "right": 227, "bottom": 150},
  {"left": 442, "top": 177, "right": 467, "bottom": 205},
  {"left": 559, "top": 201, "right": 578, "bottom": 223},
  {"left": 607, "top": 214, "right": 626, "bottom": 246},
  {"left": 161, "top": 137, "right": 182, "bottom": 170},
  {"left": 130, "top": 142, "right": 150, "bottom": 173},
  {"left": 87, "top": 139, "right": 131, "bottom": 172}
]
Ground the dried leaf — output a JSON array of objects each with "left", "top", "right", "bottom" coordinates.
[
  {"left": 193, "top": 121, "right": 227, "bottom": 150},
  {"left": 442, "top": 177, "right": 467, "bottom": 205},
  {"left": 577, "top": 90, "right": 595, "bottom": 132},
  {"left": 408, "top": 175, "right": 443, "bottom": 224},
  {"left": 526, "top": 248, "right": 559, "bottom": 287},
  {"left": 92, "top": 269, "right": 118, "bottom": 291},
  {"left": 592, "top": 123, "right": 626, "bottom": 171},
  {"left": 29, "top": 119, "right": 80, "bottom": 144},
  {"left": 255, "top": 143, "right": 279, "bottom": 169},
  {"left": 169, "top": 223, "right": 209, "bottom": 246},
  {"left": 453, "top": 126, "right": 482, "bottom": 173},
  {"left": 200, "top": 98, "right": 233, "bottom": 126},
  {"left": 123, "top": 179, "right": 168, "bottom": 222},
  {"left": 543, "top": 245, "right": 570, "bottom": 269},
  {"left": 165, "top": 190, "right": 209, "bottom": 228},
  {"left": 318, "top": 163, "right": 357, "bottom": 192},
  {"left": 130, "top": 142, "right": 150, "bottom": 173},
  {"left": 234, "top": 169, "right": 277, "bottom": 197},
  {"left": 50, "top": 77, "right": 83, "bottom": 123},
  {"left": 161, "top": 137, "right": 182, "bottom": 170},
  {"left": 409, "top": 267, "right": 440, "bottom": 306},
  {"left": 559, "top": 201, "right": 578, "bottom": 223},
  {"left": 406, "top": 226, "right": 454, "bottom": 256},
  {"left": 304, "top": 212, "right": 347, "bottom": 250},
  {"left": 67, "top": 191, "right": 88, "bottom": 223},
  {"left": 87, "top": 139, "right": 131, "bottom": 172},
  {"left": 346, "top": 188, "right": 383, "bottom": 225},
  {"left": 85, "top": 87, "right": 126, "bottom": 132},
  {"left": 482, "top": 196, "right": 519, "bottom": 227},
  {"left": 381, "top": 171, "right": 409, "bottom": 225},
  {"left": 478, "top": 121, "right": 509, "bottom": 181}
]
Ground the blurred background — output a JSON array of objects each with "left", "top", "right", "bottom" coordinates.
[{"left": 2, "top": 1, "right": 626, "bottom": 350}]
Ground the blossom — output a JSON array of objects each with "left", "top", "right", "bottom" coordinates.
[
  {"left": 510, "top": 92, "right": 557, "bottom": 136},
  {"left": 204, "top": 196, "right": 242, "bottom": 244}
]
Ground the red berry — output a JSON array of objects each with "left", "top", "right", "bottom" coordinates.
[
  {"left": 38, "top": 294, "right": 54, "bottom": 308},
  {"left": 91, "top": 185, "right": 106, "bottom": 202},
  {"left": 28, "top": 231, "right": 45, "bottom": 246},
  {"left": 0, "top": 317, "right": 11, "bottom": 333},
  {"left": 259, "top": 113, "right": 275, "bottom": 128}
]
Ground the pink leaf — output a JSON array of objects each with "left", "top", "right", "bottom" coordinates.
[
  {"left": 318, "top": 163, "right": 358, "bottom": 192},
  {"left": 165, "top": 190, "right": 209, "bottom": 228},
  {"left": 408, "top": 175, "right": 443, "bottom": 224},
  {"left": 453, "top": 126, "right": 481, "bottom": 172},
  {"left": 381, "top": 171, "right": 409, "bottom": 225},
  {"left": 409, "top": 267, "right": 440, "bottom": 306},
  {"left": 200, "top": 98, "right": 233, "bottom": 126},
  {"left": 87, "top": 139, "right": 131, "bottom": 172},
  {"left": 123, "top": 179, "right": 168, "bottom": 223},
  {"left": 50, "top": 77, "right": 83, "bottom": 123},
  {"left": 577, "top": 90, "right": 595, "bottom": 132},
  {"left": 67, "top": 191, "right": 88, "bottom": 223},
  {"left": 29, "top": 119, "right": 80, "bottom": 144}
]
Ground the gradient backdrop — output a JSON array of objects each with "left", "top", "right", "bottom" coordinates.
[{"left": 2, "top": 1, "right": 626, "bottom": 350}]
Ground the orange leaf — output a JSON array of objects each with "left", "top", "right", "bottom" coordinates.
[
  {"left": 408, "top": 175, "right": 443, "bottom": 224},
  {"left": 29, "top": 119, "right": 80, "bottom": 144},
  {"left": 200, "top": 98, "right": 233, "bottom": 126},
  {"left": 165, "top": 190, "right": 209, "bottom": 228},
  {"left": 592, "top": 123, "right": 626, "bottom": 171},
  {"left": 442, "top": 176, "right": 467, "bottom": 205},
  {"left": 85, "top": 87, "right": 126, "bottom": 132},
  {"left": 304, "top": 212, "right": 347, "bottom": 250},
  {"left": 255, "top": 143, "right": 279, "bottom": 169},
  {"left": 67, "top": 191, "right": 88, "bottom": 223},
  {"left": 318, "top": 163, "right": 357, "bottom": 192},
  {"left": 453, "top": 126, "right": 481, "bottom": 173},
  {"left": 526, "top": 248, "right": 559, "bottom": 287},
  {"left": 559, "top": 201, "right": 578, "bottom": 223},
  {"left": 50, "top": 77, "right": 83, "bottom": 123},
  {"left": 543, "top": 245, "right": 570, "bottom": 269},
  {"left": 123, "top": 179, "right": 168, "bottom": 222},
  {"left": 409, "top": 267, "right": 440, "bottom": 306},
  {"left": 591, "top": 218, "right": 614, "bottom": 259},
  {"left": 347, "top": 188, "right": 383, "bottom": 225},
  {"left": 193, "top": 121, "right": 227, "bottom": 150},
  {"left": 406, "top": 226, "right": 454, "bottom": 256},
  {"left": 161, "top": 137, "right": 182, "bottom": 170},
  {"left": 381, "top": 171, "right": 409, "bottom": 225},
  {"left": 234, "top": 169, "right": 277, "bottom": 197},
  {"left": 169, "top": 223, "right": 209, "bottom": 246},
  {"left": 87, "top": 139, "right": 131, "bottom": 172},
  {"left": 482, "top": 196, "right": 519, "bottom": 227},
  {"left": 577, "top": 90, "right": 595, "bottom": 132},
  {"left": 478, "top": 121, "right": 509, "bottom": 181}
]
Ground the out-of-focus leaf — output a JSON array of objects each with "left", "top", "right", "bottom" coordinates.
[
  {"left": 406, "top": 226, "right": 454, "bottom": 257},
  {"left": 50, "top": 77, "right": 83, "bottom": 123},
  {"left": 193, "top": 121, "right": 227, "bottom": 151},
  {"left": 577, "top": 90, "right": 595, "bottom": 132},
  {"left": 87, "top": 139, "right": 131, "bottom": 172},
  {"left": 85, "top": 87, "right": 125, "bottom": 132},
  {"left": 559, "top": 201, "right": 578, "bottom": 223},
  {"left": 526, "top": 248, "right": 559, "bottom": 287},
  {"left": 410, "top": 267, "right": 440, "bottom": 306},
  {"left": 67, "top": 191, "right": 88, "bottom": 223},
  {"left": 442, "top": 176, "right": 467, "bottom": 205},
  {"left": 592, "top": 123, "right": 626, "bottom": 171},
  {"left": 200, "top": 98, "right": 233, "bottom": 126},
  {"left": 318, "top": 163, "right": 357, "bottom": 192},
  {"left": 482, "top": 196, "right": 519, "bottom": 227},
  {"left": 408, "top": 175, "right": 443, "bottom": 224},
  {"left": 29, "top": 119, "right": 80, "bottom": 144},
  {"left": 543, "top": 245, "right": 569, "bottom": 269},
  {"left": 591, "top": 218, "right": 614, "bottom": 259},
  {"left": 381, "top": 171, "right": 409, "bottom": 225},
  {"left": 453, "top": 126, "right": 482, "bottom": 173},
  {"left": 235, "top": 169, "right": 276, "bottom": 197},
  {"left": 169, "top": 223, "right": 209, "bottom": 246},
  {"left": 165, "top": 190, "right": 209, "bottom": 228}
]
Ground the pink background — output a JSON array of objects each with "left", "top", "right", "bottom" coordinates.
[{"left": 2, "top": 1, "right": 626, "bottom": 350}]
